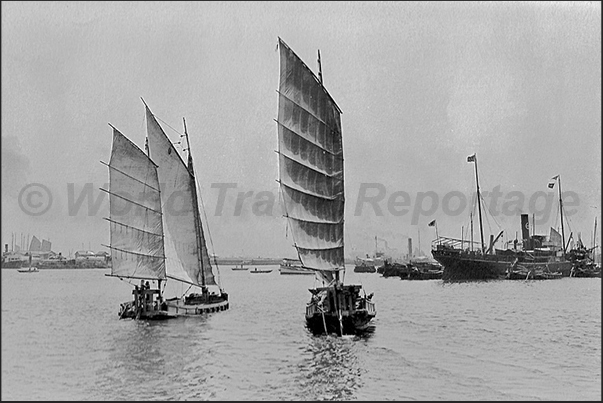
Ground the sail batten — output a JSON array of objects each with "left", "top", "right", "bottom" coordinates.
[
  {"left": 105, "top": 162, "right": 160, "bottom": 192},
  {"left": 106, "top": 244, "right": 166, "bottom": 260},
  {"left": 277, "top": 95, "right": 342, "bottom": 156},
  {"left": 278, "top": 148, "right": 342, "bottom": 178},
  {"left": 275, "top": 119, "right": 342, "bottom": 157},
  {"left": 101, "top": 188, "right": 162, "bottom": 215},
  {"left": 278, "top": 181, "right": 342, "bottom": 201},
  {"left": 277, "top": 38, "right": 344, "bottom": 282},
  {"left": 104, "top": 218, "right": 164, "bottom": 239}
]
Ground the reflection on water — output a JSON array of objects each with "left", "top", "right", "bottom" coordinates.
[
  {"left": 296, "top": 332, "right": 373, "bottom": 400},
  {"left": 97, "top": 317, "right": 212, "bottom": 400},
  {"left": 2, "top": 269, "right": 600, "bottom": 400}
]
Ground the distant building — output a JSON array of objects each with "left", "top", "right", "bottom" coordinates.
[{"left": 75, "top": 250, "right": 104, "bottom": 260}]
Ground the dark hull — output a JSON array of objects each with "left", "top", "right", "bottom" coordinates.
[
  {"left": 306, "top": 310, "right": 375, "bottom": 336},
  {"left": 570, "top": 266, "right": 601, "bottom": 278},
  {"left": 432, "top": 249, "right": 572, "bottom": 281},
  {"left": 353, "top": 265, "right": 376, "bottom": 273},
  {"left": 305, "top": 284, "right": 376, "bottom": 336},
  {"left": 380, "top": 262, "right": 442, "bottom": 280},
  {"left": 119, "top": 289, "right": 229, "bottom": 320}
]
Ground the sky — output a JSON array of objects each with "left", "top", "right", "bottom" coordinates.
[{"left": 1, "top": 1, "right": 601, "bottom": 259}]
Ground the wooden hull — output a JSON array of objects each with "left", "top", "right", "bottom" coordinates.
[
  {"left": 305, "top": 309, "right": 375, "bottom": 336},
  {"left": 353, "top": 265, "right": 376, "bottom": 273},
  {"left": 118, "top": 295, "right": 229, "bottom": 320},
  {"left": 305, "top": 285, "right": 376, "bottom": 336}
]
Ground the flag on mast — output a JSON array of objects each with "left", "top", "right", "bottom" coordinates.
[
  {"left": 467, "top": 154, "right": 476, "bottom": 163},
  {"left": 548, "top": 175, "right": 559, "bottom": 189}
]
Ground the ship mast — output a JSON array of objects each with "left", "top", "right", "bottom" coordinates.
[
  {"left": 472, "top": 155, "right": 485, "bottom": 253},
  {"left": 184, "top": 117, "right": 206, "bottom": 288},
  {"left": 317, "top": 49, "right": 323, "bottom": 85},
  {"left": 557, "top": 175, "right": 566, "bottom": 257}
]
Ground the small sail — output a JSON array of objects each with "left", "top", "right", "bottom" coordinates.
[
  {"left": 106, "top": 128, "right": 166, "bottom": 279},
  {"left": 29, "top": 236, "right": 42, "bottom": 252},
  {"left": 41, "top": 239, "right": 51, "bottom": 252},
  {"left": 145, "top": 106, "right": 216, "bottom": 288},
  {"left": 276, "top": 38, "right": 344, "bottom": 284},
  {"left": 549, "top": 227, "right": 563, "bottom": 248}
]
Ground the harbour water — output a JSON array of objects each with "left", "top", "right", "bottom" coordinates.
[{"left": 1, "top": 266, "right": 600, "bottom": 400}]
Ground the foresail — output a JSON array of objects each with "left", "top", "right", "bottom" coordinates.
[
  {"left": 145, "top": 106, "right": 216, "bottom": 288},
  {"left": 276, "top": 38, "right": 344, "bottom": 283},
  {"left": 107, "top": 128, "right": 166, "bottom": 279}
]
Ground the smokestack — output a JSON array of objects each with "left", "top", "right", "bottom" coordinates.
[
  {"left": 4, "top": 244, "right": 7, "bottom": 253},
  {"left": 408, "top": 238, "right": 412, "bottom": 259},
  {"left": 520, "top": 214, "right": 531, "bottom": 249}
]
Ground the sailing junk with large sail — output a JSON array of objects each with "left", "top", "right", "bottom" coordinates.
[
  {"left": 275, "top": 37, "right": 376, "bottom": 336},
  {"left": 103, "top": 101, "right": 228, "bottom": 319}
]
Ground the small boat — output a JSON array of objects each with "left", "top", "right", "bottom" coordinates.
[
  {"left": 104, "top": 100, "right": 229, "bottom": 320},
  {"left": 17, "top": 266, "right": 39, "bottom": 273},
  {"left": 353, "top": 258, "right": 377, "bottom": 273},
  {"left": 506, "top": 260, "right": 563, "bottom": 280},
  {"left": 17, "top": 254, "right": 38, "bottom": 273},
  {"left": 232, "top": 263, "right": 249, "bottom": 271},
  {"left": 250, "top": 268, "right": 272, "bottom": 274}
]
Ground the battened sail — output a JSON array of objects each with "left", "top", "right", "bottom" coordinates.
[
  {"left": 145, "top": 106, "right": 216, "bottom": 288},
  {"left": 106, "top": 128, "right": 166, "bottom": 279},
  {"left": 276, "top": 38, "right": 344, "bottom": 284}
]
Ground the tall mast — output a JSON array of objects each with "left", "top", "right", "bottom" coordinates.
[
  {"left": 183, "top": 117, "right": 206, "bottom": 287},
  {"left": 317, "top": 49, "right": 323, "bottom": 85},
  {"left": 473, "top": 156, "right": 485, "bottom": 253},
  {"left": 558, "top": 175, "right": 566, "bottom": 257},
  {"left": 470, "top": 211, "right": 474, "bottom": 252},
  {"left": 374, "top": 235, "right": 377, "bottom": 256},
  {"left": 594, "top": 217, "right": 598, "bottom": 264}
]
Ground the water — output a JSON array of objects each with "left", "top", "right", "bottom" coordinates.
[{"left": 2, "top": 266, "right": 600, "bottom": 400}]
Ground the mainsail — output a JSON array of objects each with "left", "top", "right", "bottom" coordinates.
[
  {"left": 144, "top": 105, "right": 216, "bottom": 289},
  {"left": 106, "top": 128, "right": 166, "bottom": 280},
  {"left": 276, "top": 37, "right": 344, "bottom": 284}
]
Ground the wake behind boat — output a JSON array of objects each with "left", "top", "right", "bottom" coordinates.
[
  {"left": 103, "top": 100, "right": 229, "bottom": 320},
  {"left": 275, "top": 37, "right": 376, "bottom": 336}
]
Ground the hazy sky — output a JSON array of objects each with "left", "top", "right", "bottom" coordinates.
[{"left": 2, "top": 1, "right": 601, "bottom": 259}]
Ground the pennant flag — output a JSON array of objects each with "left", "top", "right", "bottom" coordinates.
[
  {"left": 467, "top": 154, "right": 476, "bottom": 163},
  {"left": 548, "top": 175, "right": 558, "bottom": 189},
  {"left": 428, "top": 219, "right": 436, "bottom": 227}
]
